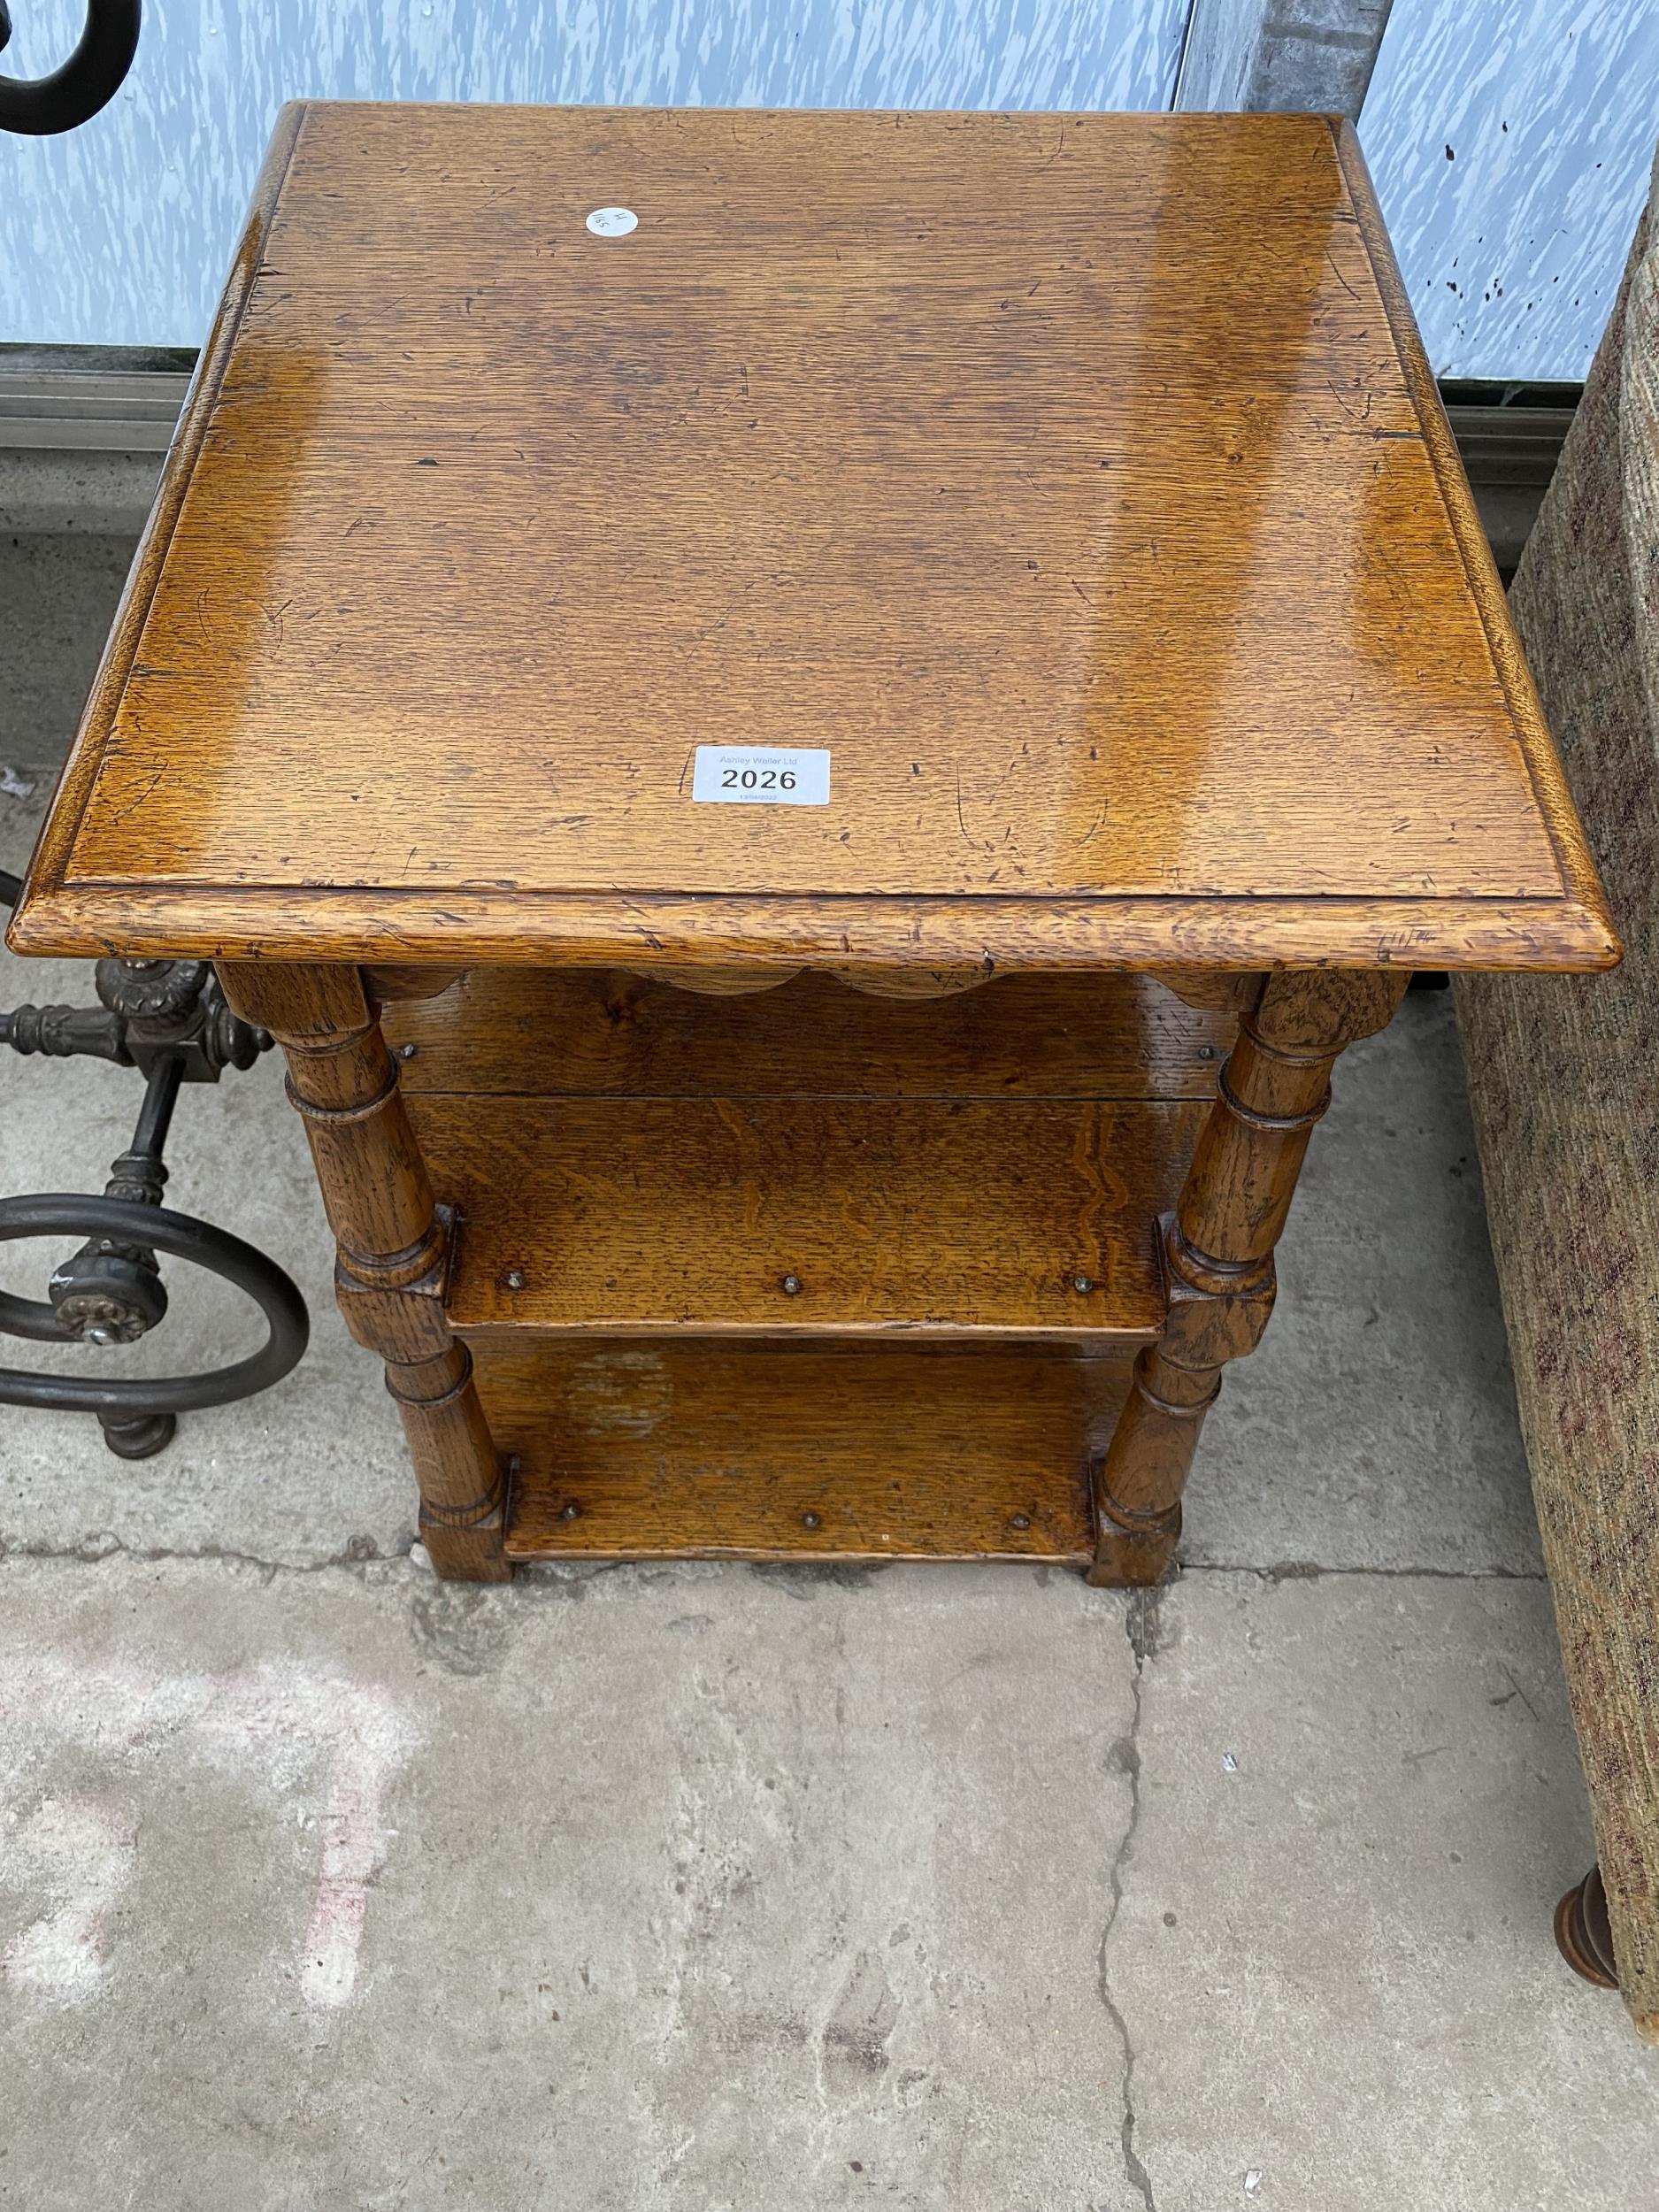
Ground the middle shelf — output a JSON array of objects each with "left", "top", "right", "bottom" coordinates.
[{"left": 407, "top": 1092, "right": 1206, "bottom": 1341}]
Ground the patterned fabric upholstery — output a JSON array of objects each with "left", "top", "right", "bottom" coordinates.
[{"left": 1455, "top": 143, "right": 1659, "bottom": 2044}]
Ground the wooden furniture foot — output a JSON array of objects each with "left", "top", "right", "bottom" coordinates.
[
  {"left": 1089, "top": 971, "right": 1409, "bottom": 1586},
  {"left": 1555, "top": 1864, "right": 1620, "bottom": 1991},
  {"left": 219, "top": 962, "right": 510, "bottom": 1581}
]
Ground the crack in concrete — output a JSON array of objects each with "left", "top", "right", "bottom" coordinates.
[
  {"left": 0, "top": 1534, "right": 369, "bottom": 1580},
  {"left": 1181, "top": 1560, "right": 1547, "bottom": 1583},
  {"left": 0, "top": 1541, "right": 1548, "bottom": 1597},
  {"left": 0, "top": 1536, "right": 641, "bottom": 1586},
  {"left": 1098, "top": 1586, "right": 1159, "bottom": 2212}
]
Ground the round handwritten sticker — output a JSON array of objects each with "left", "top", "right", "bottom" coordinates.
[{"left": 585, "top": 206, "right": 639, "bottom": 237}]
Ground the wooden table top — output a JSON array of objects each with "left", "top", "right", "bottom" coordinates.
[{"left": 12, "top": 102, "right": 1614, "bottom": 975}]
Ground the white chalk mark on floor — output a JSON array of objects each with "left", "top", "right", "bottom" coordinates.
[
  {"left": 0, "top": 1656, "right": 418, "bottom": 2011},
  {"left": 296, "top": 1689, "right": 411, "bottom": 2008},
  {"left": 2, "top": 1793, "right": 136, "bottom": 2003}
]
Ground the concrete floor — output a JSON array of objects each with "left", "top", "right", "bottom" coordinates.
[{"left": 1, "top": 527, "right": 1654, "bottom": 2207}]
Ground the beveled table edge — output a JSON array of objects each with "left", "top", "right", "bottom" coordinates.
[
  {"left": 4, "top": 880, "right": 1622, "bottom": 973},
  {"left": 1331, "top": 119, "right": 1614, "bottom": 949}
]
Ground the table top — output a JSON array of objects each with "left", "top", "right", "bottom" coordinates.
[{"left": 12, "top": 102, "right": 1614, "bottom": 975}]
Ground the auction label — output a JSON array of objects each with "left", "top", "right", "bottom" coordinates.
[{"left": 691, "top": 746, "right": 830, "bottom": 805}]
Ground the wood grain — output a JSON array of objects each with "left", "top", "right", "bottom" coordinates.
[
  {"left": 407, "top": 1093, "right": 1205, "bottom": 1339},
  {"left": 10, "top": 103, "right": 1615, "bottom": 976},
  {"left": 484, "top": 1339, "right": 1125, "bottom": 1563},
  {"left": 383, "top": 968, "right": 1234, "bottom": 1100}
]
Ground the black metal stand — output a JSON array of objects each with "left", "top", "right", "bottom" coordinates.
[
  {"left": 2, "top": 872, "right": 309, "bottom": 1455},
  {"left": 0, "top": 1191, "right": 309, "bottom": 1452}
]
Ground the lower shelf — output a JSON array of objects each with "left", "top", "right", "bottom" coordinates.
[{"left": 476, "top": 1338, "right": 1129, "bottom": 1565}]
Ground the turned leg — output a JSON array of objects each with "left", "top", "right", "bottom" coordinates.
[
  {"left": 1090, "top": 969, "right": 1409, "bottom": 1587},
  {"left": 218, "top": 961, "right": 509, "bottom": 1580}
]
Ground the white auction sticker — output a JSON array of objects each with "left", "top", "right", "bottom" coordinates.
[{"left": 691, "top": 746, "right": 830, "bottom": 805}]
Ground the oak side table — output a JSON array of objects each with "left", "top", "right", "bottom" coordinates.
[{"left": 12, "top": 103, "right": 1615, "bottom": 1584}]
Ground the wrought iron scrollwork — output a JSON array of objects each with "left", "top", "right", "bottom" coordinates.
[
  {"left": 0, "top": 0, "right": 141, "bottom": 136},
  {"left": 2, "top": 872, "right": 309, "bottom": 1456}
]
